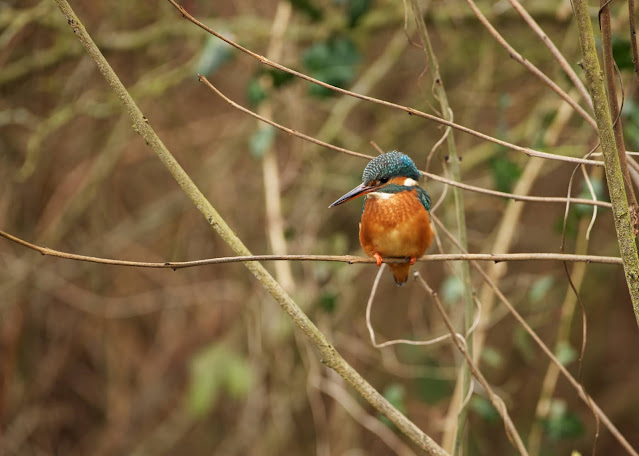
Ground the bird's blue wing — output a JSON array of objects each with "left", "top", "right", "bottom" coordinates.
[{"left": 416, "top": 187, "right": 432, "bottom": 211}]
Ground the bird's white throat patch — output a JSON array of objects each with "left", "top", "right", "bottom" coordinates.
[{"left": 367, "top": 192, "right": 394, "bottom": 200}]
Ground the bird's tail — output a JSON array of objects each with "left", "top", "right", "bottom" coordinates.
[{"left": 389, "top": 263, "right": 411, "bottom": 286}]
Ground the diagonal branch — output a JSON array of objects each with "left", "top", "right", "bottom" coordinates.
[
  {"left": 198, "top": 75, "right": 610, "bottom": 207},
  {"left": 415, "top": 273, "right": 528, "bottom": 456},
  {"left": 166, "top": 0, "right": 602, "bottom": 168},
  {"left": 50, "top": 1, "right": 449, "bottom": 454},
  {"left": 506, "top": 0, "right": 592, "bottom": 109},
  {"left": 465, "top": 0, "right": 596, "bottom": 128}
]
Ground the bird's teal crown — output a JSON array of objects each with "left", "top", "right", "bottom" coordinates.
[{"left": 362, "top": 151, "right": 420, "bottom": 184}]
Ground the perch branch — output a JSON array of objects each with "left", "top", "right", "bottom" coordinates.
[{"left": 0, "top": 228, "right": 624, "bottom": 268}]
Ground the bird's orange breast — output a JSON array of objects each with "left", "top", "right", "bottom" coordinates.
[{"left": 359, "top": 189, "right": 434, "bottom": 260}]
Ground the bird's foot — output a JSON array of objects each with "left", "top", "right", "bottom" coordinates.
[
  {"left": 409, "top": 256, "right": 417, "bottom": 265},
  {"left": 373, "top": 252, "right": 383, "bottom": 267}
]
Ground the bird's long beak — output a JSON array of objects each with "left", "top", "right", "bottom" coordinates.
[{"left": 328, "top": 183, "right": 377, "bottom": 208}]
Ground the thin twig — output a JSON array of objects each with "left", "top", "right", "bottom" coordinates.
[
  {"left": 0, "top": 228, "right": 624, "bottom": 268},
  {"left": 414, "top": 273, "right": 529, "bottom": 456},
  {"left": 465, "top": 0, "right": 596, "bottom": 128},
  {"left": 198, "top": 75, "right": 610, "bottom": 208},
  {"left": 506, "top": 0, "right": 592, "bottom": 109},
  {"left": 166, "top": 0, "right": 603, "bottom": 168},
  {"left": 365, "top": 264, "right": 452, "bottom": 348}
]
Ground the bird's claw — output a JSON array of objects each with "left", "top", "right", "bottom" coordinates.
[
  {"left": 374, "top": 252, "right": 383, "bottom": 267},
  {"left": 409, "top": 256, "right": 417, "bottom": 265}
]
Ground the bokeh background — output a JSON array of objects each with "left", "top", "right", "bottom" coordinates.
[{"left": 2, "top": 0, "right": 639, "bottom": 455}]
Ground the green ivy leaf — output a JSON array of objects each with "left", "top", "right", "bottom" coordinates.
[
  {"left": 543, "top": 400, "right": 584, "bottom": 439},
  {"left": 249, "top": 126, "right": 276, "bottom": 158},
  {"left": 415, "top": 375, "right": 453, "bottom": 404},
  {"left": 186, "top": 344, "right": 225, "bottom": 417},
  {"left": 195, "top": 34, "right": 233, "bottom": 76},
  {"left": 611, "top": 37, "right": 635, "bottom": 71},
  {"left": 186, "top": 344, "right": 255, "bottom": 417},
  {"left": 224, "top": 357, "right": 254, "bottom": 399},
  {"left": 289, "top": 0, "right": 323, "bottom": 21},
  {"left": 246, "top": 78, "right": 268, "bottom": 107},
  {"left": 528, "top": 275, "right": 555, "bottom": 303},
  {"left": 345, "top": 0, "right": 372, "bottom": 27},
  {"left": 514, "top": 327, "right": 535, "bottom": 364},
  {"left": 471, "top": 396, "right": 499, "bottom": 423},
  {"left": 379, "top": 383, "right": 406, "bottom": 427},
  {"left": 555, "top": 341, "right": 577, "bottom": 366},
  {"left": 481, "top": 347, "right": 503, "bottom": 368},
  {"left": 489, "top": 153, "right": 521, "bottom": 193},
  {"left": 318, "top": 291, "right": 338, "bottom": 313},
  {"left": 302, "top": 37, "right": 361, "bottom": 98},
  {"left": 623, "top": 99, "right": 639, "bottom": 149}
]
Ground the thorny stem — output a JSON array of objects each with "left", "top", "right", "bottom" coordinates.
[
  {"left": 51, "top": 1, "right": 449, "bottom": 454},
  {"left": 573, "top": 0, "right": 639, "bottom": 326}
]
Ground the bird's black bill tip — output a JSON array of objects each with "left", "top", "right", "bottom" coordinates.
[{"left": 328, "top": 183, "right": 374, "bottom": 209}]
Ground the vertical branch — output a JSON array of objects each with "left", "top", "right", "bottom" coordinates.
[
  {"left": 259, "top": 1, "right": 295, "bottom": 293},
  {"left": 600, "top": 0, "right": 639, "bottom": 226},
  {"left": 573, "top": 0, "right": 639, "bottom": 324},
  {"left": 528, "top": 211, "right": 596, "bottom": 456},
  {"left": 50, "top": 1, "right": 450, "bottom": 454},
  {"left": 408, "top": 1, "right": 474, "bottom": 453},
  {"left": 630, "top": 0, "right": 639, "bottom": 82}
]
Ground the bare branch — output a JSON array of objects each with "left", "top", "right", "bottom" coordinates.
[
  {"left": 465, "top": 0, "right": 596, "bottom": 128},
  {"left": 415, "top": 273, "right": 529, "bottom": 456},
  {"left": 198, "top": 75, "right": 610, "bottom": 207},
  {"left": 0, "top": 229, "right": 623, "bottom": 267},
  {"left": 166, "top": 1, "right": 603, "bottom": 168}
]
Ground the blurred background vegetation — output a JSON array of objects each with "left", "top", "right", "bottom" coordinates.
[{"left": 1, "top": 0, "right": 639, "bottom": 455}]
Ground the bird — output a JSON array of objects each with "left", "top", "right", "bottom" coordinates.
[{"left": 329, "top": 151, "right": 435, "bottom": 285}]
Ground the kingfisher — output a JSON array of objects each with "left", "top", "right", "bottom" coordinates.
[{"left": 329, "top": 151, "right": 435, "bottom": 286}]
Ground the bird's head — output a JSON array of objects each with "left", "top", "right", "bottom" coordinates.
[{"left": 329, "top": 151, "right": 420, "bottom": 208}]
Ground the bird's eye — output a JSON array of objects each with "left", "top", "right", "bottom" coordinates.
[{"left": 380, "top": 177, "right": 389, "bottom": 184}]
